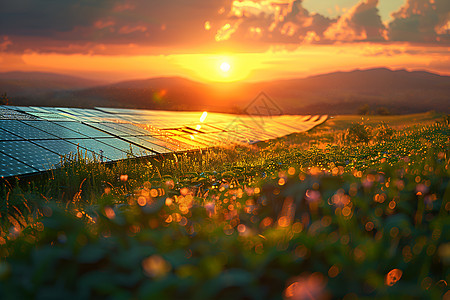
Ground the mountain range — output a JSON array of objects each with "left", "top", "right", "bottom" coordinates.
[{"left": 0, "top": 68, "right": 448, "bottom": 115}]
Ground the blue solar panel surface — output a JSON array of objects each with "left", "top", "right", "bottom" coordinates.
[{"left": 0, "top": 105, "right": 327, "bottom": 177}]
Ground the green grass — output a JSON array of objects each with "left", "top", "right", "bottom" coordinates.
[{"left": 0, "top": 113, "right": 449, "bottom": 299}]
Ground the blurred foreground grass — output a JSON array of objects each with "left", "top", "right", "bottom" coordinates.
[{"left": 0, "top": 113, "right": 449, "bottom": 299}]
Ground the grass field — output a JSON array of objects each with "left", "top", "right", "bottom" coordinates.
[{"left": 0, "top": 112, "right": 449, "bottom": 299}]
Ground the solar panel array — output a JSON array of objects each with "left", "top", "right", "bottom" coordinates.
[{"left": 0, "top": 105, "right": 327, "bottom": 178}]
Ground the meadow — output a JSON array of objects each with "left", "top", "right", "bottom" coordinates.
[{"left": 0, "top": 112, "right": 448, "bottom": 299}]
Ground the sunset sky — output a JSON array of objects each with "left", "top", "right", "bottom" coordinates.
[{"left": 0, "top": 0, "right": 449, "bottom": 83}]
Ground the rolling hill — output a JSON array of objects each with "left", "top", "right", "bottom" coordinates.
[
  {"left": 0, "top": 72, "right": 105, "bottom": 97},
  {"left": 1, "top": 68, "right": 448, "bottom": 114}
]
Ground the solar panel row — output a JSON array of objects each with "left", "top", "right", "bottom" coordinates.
[{"left": 0, "top": 105, "right": 327, "bottom": 178}]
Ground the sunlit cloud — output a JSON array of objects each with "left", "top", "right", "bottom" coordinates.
[
  {"left": 214, "top": 0, "right": 449, "bottom": 46},
  {"left": 324, "top": 0, "right": 387, "bottom": 41}
]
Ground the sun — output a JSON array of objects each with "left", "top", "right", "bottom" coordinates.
[{"left": 220, "top": 61, "right": 231, "bottom": 73}]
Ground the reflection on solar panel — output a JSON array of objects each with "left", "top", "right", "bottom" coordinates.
[
  {"left": 118, "top": 136, "right": 172, "bottom": 154},
  {"left": 0, "top": 105, "right": 327, "bottom": 177}
]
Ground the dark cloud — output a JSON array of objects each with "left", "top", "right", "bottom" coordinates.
[
  {"left": 0, "top": 0, "right": 232, "bottom": 54},
  {"left": 0, "top": 0, "right": 449, "bottom": 55},
  {"left": 388, "top": 0, "right": 450, "bottom": 43}
]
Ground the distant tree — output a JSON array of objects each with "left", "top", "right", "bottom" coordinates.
[
  {"left": 358, "top": 104, "right": 370, "bottom": 115},
  {"left": 0, "top": 93, "right": 9, "bottom": 105},
  {"left": 376, "top": 107, "right": 391, "bottom": 115}
]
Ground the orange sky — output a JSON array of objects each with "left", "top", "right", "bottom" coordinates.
[
  {"left": 0, "top": 0, "right": 449, "bottom": 82},
  {"left": 1, "top": 43, "right": 448, "bottom": 83}
]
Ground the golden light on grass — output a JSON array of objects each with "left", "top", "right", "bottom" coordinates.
[
  {"left": 284, "top": 273, "right": 327, "bottom": 300},
  {"left": 104, "top": 207, "right": 115, "bottom": 219},
  {"left": 385, "top": 269, "right": 403, "bottom": 286},
  {"left": 142, "top": 255, "right": 171, "bottom": 278}
]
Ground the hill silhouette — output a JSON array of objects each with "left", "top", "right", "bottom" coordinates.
[{"left": 1, "top": 68, "right": 448, "bottom": 114}]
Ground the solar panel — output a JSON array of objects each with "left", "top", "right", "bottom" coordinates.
[
  {"left": 61, "top": 108, "right": 113, "bottom": 120},
  {"left": 25, "top": 112, "right": 74, "bottom": 121},
  {"left": 165, "top": 134, "right": 208, "bottom": 148},
  {"left": 0, "top": 107, "right": 38, "bottom": 120},
  {"left": 113, "top": 123, "right": 154, "bottom": 135},
  {"left": 4, "top": 106, "right": 38, "bottom": 112},
  {"left": 0, "top": 153, "right": 39, "bottom": 177},
  {"left": 65, "top": 139, "right": 129, "bottom": 161},
  {"left": 33, "top": 139, "right": 94, "bottom": 159},
  {"left": 0, "top": 128, "right": 23, "bottom": 141},
  {"left": 0, "top": 141, "right": 62, "bottom": 171},
  {"left": 53, "top": 121, "right": 113, "bottom": 138},
  {"left": 118, "top": 136, "right": 172, "bottom": 154},
  {"left": 0, "top": 120, "right": 57, "bottom": 139},
  {"left": 95, "top": 137, "right": 154, "bottom": 156},
  {"left": 185, "top": 124, "right": 223, "bottom": 134},
  {"left": 0, "top": 105, "right": 328, "bottom": 177},
  {"left": 23, "top": 120, "right": 88, "bottom": 139},
  {"left": 84, "top": 122, "right": 137, "bottom": 137}
]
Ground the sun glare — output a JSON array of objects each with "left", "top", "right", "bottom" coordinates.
[
  {"left": 200, "top": 111, "right": 208, "bottom": 122},
  {"left": 220, "top": 62, "right": 231, "bottom": 73},
  {"left": 174, "top": 54, "right": 261, "bottom": 82}
]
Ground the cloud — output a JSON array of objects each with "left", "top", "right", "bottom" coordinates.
[
  {"left": 213, "top": 0, "right": 334, "bottom": 44},
  {"left": 215, "top": 21, "right": 243, "bottom": 41},
  {"left": 323, "top": 0, "right": 387, "bottom": 41},
  {"left": 388, "top": 0, "right": 450, "bottom": 42},
  {"left": 0, "top": 0, "right": 232, "bottom": 54},
  {"left": 0, "top": 0, "right": 448, "bottom": 55},
  {"left": 215, "top": 0, "right": 448, "bottom": 46},
  {"left": 214, "top": 0, "right": 389, "bottom": 44},
  {"left": 0, "top": 36, "right": 12, "bottom": 51}
]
